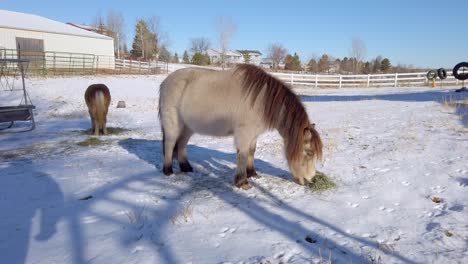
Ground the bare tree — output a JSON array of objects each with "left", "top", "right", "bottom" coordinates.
[
  {"left": 106, "top": 9, "right": 125, "bottom": 58},
  {"left": 216, "top": 16, "right": 237, "bottom": 69},
  {"left": 350, "top": 37, "right": 366, "bottom": 73},
  {"left": 146, "top": 15, "right": 160, "bottom": 38},
  {"left": 190, "top": 37, "right": 211, "bottom": 54},
  {"left": 91, "top": 10, "right": 106, "bottom": 34},
  {"left": 267, "top": 43, "right": 287, "bottom": 69}
]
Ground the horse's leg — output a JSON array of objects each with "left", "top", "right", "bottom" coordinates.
[
  {"left": 176, "top": 127, "right": 194, "bottom": 173},
  {"left": 162, "top": 114, "right": 183, "bottom": 176},
  {"left": 247, "top": 138, "right": 259, "bottom": 178},
  {"left": 234, "top": 132, "right": 254, "bottom": 189},
  {"left": 89, "top": 111, "right": 95, "bottom": 132},
  {"left": 93, "top": 117, "right": 100, "bottom": 136},
  {"left": 102, "top": 114, "right": 108, "bottom": 135}
]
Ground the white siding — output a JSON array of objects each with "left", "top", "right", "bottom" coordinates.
[
  {"left": 249, "top": 54, "right": 262, "bottom": 65},
  {"left": 0, "top": 27, "right": 114, "bottom": 68}
]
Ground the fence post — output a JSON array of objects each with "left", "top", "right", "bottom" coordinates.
[
  {"left": 394, "top": 73, "right": 398, "bottom": 87},
  {"left": 367, "top": 74, "right": 370, "bottom": 87},
  {"left": 290, "top": 74, "right": 294, "bottom": 85},
  {"left": 315, "top": 75, "right": 318, "bottom": 88},
  {"left": 69, "top": 54, "right": 72, "bottom": 74},
  {"left": 339, "top": 75, "right": 342, "bottom": 88},
  {"left": 53, "top": 53, "right": 56, "bottom": 72}
]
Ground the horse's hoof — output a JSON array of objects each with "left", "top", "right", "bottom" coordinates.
[
  {"left": 180, "top": 162, "right": 193, "bottom": 173},
  {"left": 234, "top": 175, "right": 251, "bottom": 190},
  {"left": 293, "top": 178, "right": 305, "bottom": 185},
  {"left": 163, "top": 166, "right": 173, "bottom": 176},
  {"left": 240, "top": 182, "right": 252, "bottom": 190},
  {"left": 247, "top": 169, "right": 260, "bottom": 178}
]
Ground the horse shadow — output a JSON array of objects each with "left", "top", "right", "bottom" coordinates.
[
  {"left": 0, "top": 158, "right": 65, "bottom": 264},
  {"left": 118, "top": 138, "right": 292, "bottom": 183},
  {"left": 300, "top": 89, "right": 468, "bottom": 127},
  {"left": 116, "top": 138, "right": 418, "bottom": 263}
]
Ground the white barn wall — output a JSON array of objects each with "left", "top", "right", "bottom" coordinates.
[{"left": 0, "top": 28, "right": 114, "bottom": 68}]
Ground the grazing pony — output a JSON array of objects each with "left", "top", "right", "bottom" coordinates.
[
  {"left": 159, "top": 64, "right": 322, "bottom": 189},
  {"left": 85, "top": 84, "right": 111, "bottom": 136}
]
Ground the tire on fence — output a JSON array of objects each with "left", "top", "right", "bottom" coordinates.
[
  {"left": 437, "top": 68, "right": 447, "bottom": 80},
  {"left": 426, "top": 70, "right": 437, "bottom": 80},
  {"left": 453, "top": 62, "right": 468, "bottom": 81}
]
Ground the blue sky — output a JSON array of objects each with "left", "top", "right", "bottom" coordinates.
[{"left": 2, "top": 0, "right": 467, "bottom": 68}]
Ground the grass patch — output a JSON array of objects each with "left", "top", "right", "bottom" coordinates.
[
  {"left": 441, "top": 95, "right": 468, "bottom": 108},
  {"left": 81, "top": 127, "right": 129, "bottom": 135},
  {"left": 307, "top": 171, "right": 336, "bottom": 192},
  {"left": 77, "top": 137, "right": 105, "bottom": 146}
]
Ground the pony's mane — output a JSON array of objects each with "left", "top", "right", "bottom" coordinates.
[{"left": 234, "top": 64, "right": 322, "bottom": 161}]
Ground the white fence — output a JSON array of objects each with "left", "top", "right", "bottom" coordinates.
[
  {"left": 115, "top": 59, "right": 218, "bottom": 73},
  {"left": 114, "top": 59, "right": 172, "bottom": 73},
  {"left": 271, "top": 71, "right": 460, "bottom": 88},
  {"left": 114, "top": 59, "right": 461, "bottom": 88},
  {"left": 115, "top": 59, "right": 195, "bottom": 73}
]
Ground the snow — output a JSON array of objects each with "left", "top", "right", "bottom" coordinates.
[
  {"left": 1, "top": 74, "right": 467, "bottom": 263},
  {"left": 0, "top": 9, "right": 112, "bottom": 40}
]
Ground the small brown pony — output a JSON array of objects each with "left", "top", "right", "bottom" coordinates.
[
  {"left": 159, "top": 64, "right": 322, "bottom": 189},
  {"left": 85, "top": 84, "right": 111, "bottom": 136}
]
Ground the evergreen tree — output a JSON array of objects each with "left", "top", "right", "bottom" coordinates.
[
  {"left": 292, "top": 53, "right": 302, "bottom": 71},
  {"left": 284, "top": 53, "right": 302, "bottom": 71},
  {"left": 318, "top": 54, "right": 330, "bottom": 73},
  {"left": 307, "top": 58, "right": 318, "bottom": 73},
  {"left": 182, "top": 51, "right": 190, "bottom": 64},
  {"left": 340, "top": 57, "right": 348, "bottom": 73},
  {"left": 191, "top": 52, "right": 210, "bottom": 65},
  {"left": 284, "top": 54, "right": 293, "bottom": 70},
  {"left": 380, "top": 58, "right": 392, "bottom": 73},
  {"left": 173, "top": 52, "right": 179, "bottom": 63},
  {"left": 362, "top": 61, "right": 371, "bottom": 74},
  {"left": 243, "top": 53, "right": 251, "bottom": 64},
  {"left": 372, "top": 56, "right": 382, "bottom": 73},
  {"left": 131, "top": 20, "right": 157, "bottom": 59},
  {"left": 334, "top": 58, "right": 341, "bottom": 73}
]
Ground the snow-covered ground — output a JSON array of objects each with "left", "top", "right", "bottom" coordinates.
[{"left": 1, "top": 75, "right": 467, "bottom": 264}]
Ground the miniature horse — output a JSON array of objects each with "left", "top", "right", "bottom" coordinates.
[
  {"left": 85, "top": 84, "right": 111, "bottom": 136},
  {"left": 159, "top": 64, "right": 322, "bottom": 189}
]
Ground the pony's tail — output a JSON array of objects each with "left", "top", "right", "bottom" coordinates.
[{"left": 94, "top": 91, "right": 106, "bottom": 127}]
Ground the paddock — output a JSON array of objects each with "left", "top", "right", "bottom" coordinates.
[{"left": 0, "top": 75, "right": 467, "bottom": 263}]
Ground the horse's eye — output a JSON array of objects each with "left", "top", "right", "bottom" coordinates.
[{"left": 305, "top": 149, "right": 314, "bottom": 156}]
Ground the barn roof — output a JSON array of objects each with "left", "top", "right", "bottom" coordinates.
[{"left": 0, "top": 9, "right": 113, "bottom": 40}]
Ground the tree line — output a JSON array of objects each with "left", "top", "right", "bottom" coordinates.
[
  {"left": 91, "top": 11, "right": 175, "bottom": 62},
  {"left": 91, "top": 11, "right": 422, "bottom": 72},
  {"left": 266, "top": 39, "right": 422, "bottom": 74}
]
